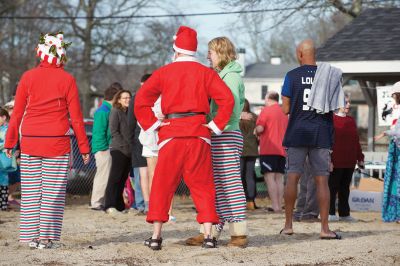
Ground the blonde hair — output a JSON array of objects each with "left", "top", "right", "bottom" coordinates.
[{"left": 208, "top": 37, "right": 237, "bottom": 70}]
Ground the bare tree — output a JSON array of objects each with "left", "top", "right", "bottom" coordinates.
[
  {"left": 0, "top": 0, "right": 184, "bottom": 114},
  {"left": 0, "top": 0, "right": 25, "bottom": 16},
  {"left": 227, "top": 12, "right": 301, "bottom": 63},
  {"left": 222, "top": 0, "right": 400, "bottom": 34},
  {"left": 139, "top": 17, "right": 186, "bottom": 66},
  {"left": 233, "top": 13, "right": 269, "bottom": 63},
  {"left": 221, "top": 0, "right": 399, "bottom": 20},
  {"left": 0, "top": 1, "right": 55, "bottom": 104},
  {"left": 221, "top": 0, "right": 399, "bottom": 63},
  {"left": 52, "top": 0, "right": 160, "bottom": 116}
]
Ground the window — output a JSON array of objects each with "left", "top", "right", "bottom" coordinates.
[{"left": 261, "top": 85, "right": 268, "bottom": 100}]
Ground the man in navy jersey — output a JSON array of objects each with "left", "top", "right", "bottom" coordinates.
[{"left": 280, "top": 39, "right": 341, "bottom": 239}]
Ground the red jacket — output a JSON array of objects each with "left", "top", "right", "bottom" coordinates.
[
  {"left": 134, "top": 57, "right": 234, "bottom": 143},
  {"left": 331, "top": 115, "right": 364, "bottom": 168},
  {"left": 5, "top": 61, "right": 90, "bottom": 157}
]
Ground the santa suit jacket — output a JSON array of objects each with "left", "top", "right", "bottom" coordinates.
[
  {"left": 134, "top": 56, "right": 234, "bottom": 143},
  {"left": 5, "top": 61, "right": 90, "bottom": 157}
]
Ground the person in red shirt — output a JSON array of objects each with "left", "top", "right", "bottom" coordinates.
[
  {"left": 255, "top": 91, "right": 288, "bottom": 212},
  {"left": 5, "top": 32, "right": 90, "bottom": 249},
  {"left": 329, "top": 98, "right": 364, "bottom": 222},
  {"left": 134, "top": 26, "right": 234, "bottom": 250}
]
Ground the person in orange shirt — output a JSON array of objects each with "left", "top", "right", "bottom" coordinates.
[{"left": 255, "top": 91, "right": 288, "bottom": 212}]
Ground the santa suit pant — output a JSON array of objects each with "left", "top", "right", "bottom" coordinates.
[{"left": 146, "top": 137, "right": 219, "bottom": 224}]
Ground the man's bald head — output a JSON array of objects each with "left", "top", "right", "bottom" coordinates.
[
  {"left": 296, "top": 39, "right": 316, "bottom": 66},
  {"left": 265, "top": 91, "right": 279, "bottom": 106}
]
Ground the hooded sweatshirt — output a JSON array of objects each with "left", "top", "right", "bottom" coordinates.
[{"left": 209, "top": 61, "right": 245, "bottom": 131}]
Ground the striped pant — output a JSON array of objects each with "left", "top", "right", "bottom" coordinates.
[
  {"left": 19, "top": 153, "right": 70, "bottom": 242},
  {"left": 212, "top": 130, "right": 246, "bottom": 224}
]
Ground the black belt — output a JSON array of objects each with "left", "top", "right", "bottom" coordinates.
[{"left": 165, "top": 112, "right": 205, "bottom": 119}]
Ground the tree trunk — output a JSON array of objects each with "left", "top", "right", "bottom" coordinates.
[
  {"left": 80, "top": 2, "right": 95, "bottom": 117},
  {"left": 79, "top": 70, "right": 92, "bottom": 118},
  {"left": 80, "top": 34, "right": 92, "bottom": 117}
]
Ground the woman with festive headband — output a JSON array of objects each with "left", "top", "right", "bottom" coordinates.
[{"left": 5, "top": 32, "right": 90, "bottom": 249}]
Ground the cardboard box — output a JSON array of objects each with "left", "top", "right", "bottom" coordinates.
[{"left": 349, "top": 190, "right": 383, "bottom": 212}]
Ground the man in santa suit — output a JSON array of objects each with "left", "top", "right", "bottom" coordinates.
[{"left": 134, "top": 25, "right": 234, "bottom": 250}]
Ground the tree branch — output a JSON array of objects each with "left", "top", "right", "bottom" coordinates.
[{"left": 329, "top": 0, "right": 358, "bottom": 18}]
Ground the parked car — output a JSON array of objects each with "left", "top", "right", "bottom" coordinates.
[
  {"left": 83, "top": 118, "right": 93, "bottom": 134},
  {"left": 67, "top": 119, "right": 96, "bottom": 195}
]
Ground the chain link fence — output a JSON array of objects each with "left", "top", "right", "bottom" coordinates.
[
  {"left": 67, "top": 135, "right": 268, "bottom": 198},
  {"left": 66, "top": 135, "right": 96, "bottom": 195}
]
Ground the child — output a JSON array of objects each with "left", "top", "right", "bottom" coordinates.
[
  {"left": 4, "top": 100, "right": 21, "bottom": 208},
  {"left": 0, "top": 108, "right": 10, "bottom": 211}
]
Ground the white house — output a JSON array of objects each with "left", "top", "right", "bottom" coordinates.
[{"left": 242, "top": 57, "right": 297, "bottom": 109}]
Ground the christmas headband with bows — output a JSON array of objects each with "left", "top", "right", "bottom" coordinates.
[{"left": 36, "top": 32, "right": 71, "bottom": 66}]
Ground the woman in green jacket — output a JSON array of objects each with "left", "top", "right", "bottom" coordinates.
[
  {"left": 209, "top": 37, "right": 248, "bottom": 247},
  {"left": 186, "top": 37, "right": 248, "bottom": 248}
]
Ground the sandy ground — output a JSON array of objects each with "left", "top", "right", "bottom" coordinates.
[{"left": 0, "top": 196, "right": 399, "bottom": 266}]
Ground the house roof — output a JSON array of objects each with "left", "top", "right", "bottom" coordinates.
[
  {"left": 244, "top": 63, "right": 298, "bottom": 78},
  {"left": 317, "top": 8, "right": 400, "bottom": 61}
]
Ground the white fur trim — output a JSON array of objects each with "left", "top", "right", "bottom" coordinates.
[
  {"left": 199, "top": 137, "right": 211, "bottom": 145},
  {"left": 159, "top": 137, "right": 209, "bottom": 150},
  {"left": 208, "top": 120, "right": 223, "bottom": 135},
  {"left": 145, "top": 120, "right": 162, "bottom": 134},
  {"left": 174, "top": 56, "right": 199, "bottom": 63},
  {"left": 158, "top": 138, "right": 172, "bottom": 149},
  {"left": 173, "top": 43, "right": 196, "bottom": 55},
  {"left": 173, "top": 35, "right": 177, "bottom": 40}
]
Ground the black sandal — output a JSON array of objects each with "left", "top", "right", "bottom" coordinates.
[
  {"left": 202, "top": 236, "right": 217, "bottom": 248},
  {"left": 320, "top": 231, "right": 342, "bottom": 240},
  {"left": 144, "top": 237, "right": 163, "bottom": 250}
]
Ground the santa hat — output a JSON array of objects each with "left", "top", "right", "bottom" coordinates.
[
  {"left": 392, "top": 81, "right": 400, "bottom": 95},
  {"left": 36, "top": 32, "right": 71, "bottom": 66},
  {"left": 173, "top": 26, "right": 197, "bottom": 55}
]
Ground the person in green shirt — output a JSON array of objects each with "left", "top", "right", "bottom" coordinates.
[
  {"left": 90, "top": 83, "right": 121, "bottom": 210},
  {"left": 186, "top": 37, "right": 248, "bottom": 248}
]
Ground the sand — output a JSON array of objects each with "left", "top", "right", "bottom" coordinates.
[{"left": 0, "top": 196, "right": 399, "bottom": 266}]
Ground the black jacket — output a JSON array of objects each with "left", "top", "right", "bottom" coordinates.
[{"left": 109, "top": 107, "right": 131, "bottom": 157}]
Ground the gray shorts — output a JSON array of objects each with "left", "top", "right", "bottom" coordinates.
[{"left": 286, "top": 147, "right": 331, "bottom": 177}]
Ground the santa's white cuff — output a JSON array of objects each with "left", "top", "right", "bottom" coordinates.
[
  {"left": 145, "top": 120, "right": 162, "bottom": 133},
  {"left": 208, "top": 120, "right": 223, "bottom": 135}
]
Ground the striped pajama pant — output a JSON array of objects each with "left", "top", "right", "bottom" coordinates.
[
  {"left": 19, "top": 153, "right": 70, "bottom": 242},
  {"left": 211, "top": 130, "right": 246, "bottom": 224}
]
